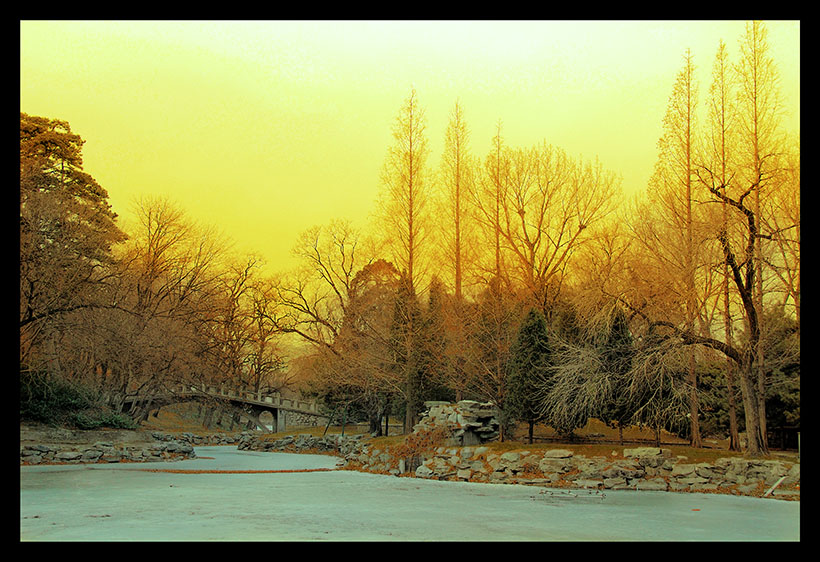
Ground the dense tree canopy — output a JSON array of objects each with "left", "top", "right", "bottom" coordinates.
[{"left": 20, "top": 22, "right": 798, "bottom": 454}]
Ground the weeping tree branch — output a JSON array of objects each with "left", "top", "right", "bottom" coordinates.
[{"left": 606, "top": 291, "right": 743, "bottom": 366}]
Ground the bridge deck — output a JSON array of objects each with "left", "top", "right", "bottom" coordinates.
[{"left": 174, "top": 386, "right": 320, "bottom": 416}]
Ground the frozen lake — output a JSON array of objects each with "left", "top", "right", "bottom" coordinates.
[{"left": 20, "top": 446, "right": 800, "bottom": 541}]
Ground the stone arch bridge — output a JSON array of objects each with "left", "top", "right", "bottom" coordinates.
[{"left": 122, "top": 385, "right": 327, "bottom": 433}]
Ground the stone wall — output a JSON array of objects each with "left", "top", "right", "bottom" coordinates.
[
  {"left": 152, "top": 431, "right": 242, "bottom": 446},
  {"left": 237, "top": 432, "right": 364, "bottom": 457},
  {"left": 282, "top": 410, "right": 330, "bottom": 429},
  {"left": 346, "top": 442, "right": 799, "bottom": 499},
  {"left": 19, "top": 431, "right": 242, "bottom": 465},
  {"left": 20, "top": 440, "right": 196, "bottom": 465},
  {"left": 342, "top": 401, "right": 801, "bottom": 500}
]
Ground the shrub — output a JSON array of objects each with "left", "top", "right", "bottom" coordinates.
[
  {"left": 21, "top": 370, "right": 94, "bottom": 424},
  {"left": 20, "top": 370, "right": 136, "bottom": 429},
  {"left": 68, "top": 410, "right": 137, "bottom": 430}
]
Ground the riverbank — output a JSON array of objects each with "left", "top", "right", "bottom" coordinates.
[
  {"left": 21, "top": 421, "right": 799, "bottom": 502},
  {"left": 238, "top": 430, "right": 801, "bottom": 501}
]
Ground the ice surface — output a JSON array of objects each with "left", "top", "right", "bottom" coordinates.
[{"left": 20, "top": 446, "right": 800, "bottom": 541}]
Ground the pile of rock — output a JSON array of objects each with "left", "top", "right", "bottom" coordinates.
[
  {"left": 407, "top": 445, "right": 799, "bottom": 499},
  {"left": 413, "top": 400, "right": 500, "bottom": 446},
  {"left": 348, "top": 442, "right": 408, "bottom": 475},
  {"left": 151, "top": 431, "right": 242, "bottom": 446},
  {"left": 20, "top": 440, "right": 196, "bottom": 465},
  {"left": 237, "top": 432, "right": 364, "bottom": 456}
]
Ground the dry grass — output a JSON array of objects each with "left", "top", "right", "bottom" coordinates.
[
  {"left": 365, "top": 418, "right": 798, "bottom": 464},
  {"left": 141, "top": 405, "right": 797, "bottom": 464},
  {"left": 138, "top": 405, "right": 227, "bottom": 434}
]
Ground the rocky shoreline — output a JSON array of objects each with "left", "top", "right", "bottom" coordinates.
[
  {"left": 236, "top": 401, "right": 801, "bottom": 502},
  {"left": 19, "top": 427, "right": 243, "bottom": 465},
  {"left": 236, "top": 432, "right": 801, "bottom": 501},
  {"left": 21, "top": 405, "right": 800, "bottom": 501},
  {"left": 20, "top": 439, "right": 197, "bottom": 464}
]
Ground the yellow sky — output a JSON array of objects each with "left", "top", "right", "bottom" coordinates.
[{"left": 20, "top": 20, "right": 800, "bottom": 275}]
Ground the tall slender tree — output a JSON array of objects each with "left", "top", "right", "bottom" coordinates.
[
  {"left": 464, "top": 123, "right": 514, "bottom": 427},
  {"left": 379, "top": 88, "right": 431, "bottom": 296},
  {"left": 437, "top": 100, "right": 476, "bottom": 301},
  {"left": 735, "top": 21, "right": 784, "bottom": 450},
  {"left": 378, "top": 88, "right": 432, "bottom": 430},
  {"left": 471, "top": 120, "right": 509, "bottom": 286},
  {"left": 648, "top": 49, "right": 702, "bottom": 447},
  {"left": 705, "top": 39, "right": 742, "bottom": 450},
  {"left": 435, "top": 101, "right": 477, "bottom": 401}
]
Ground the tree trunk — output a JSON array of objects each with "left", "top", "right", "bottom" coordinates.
[
  {"left": 369, "top": 412, "right": 382, "bottom": 436},
  {"left": 738, "top": 359, "right": 767, "bottom": 457},
  {"left": 383, "top": 403, "right": 390, "bottom": 436},
  {"left": 756, "top": 346, "right": 768, "bottom": 451},
  {"left": 688, "top": 352, "right": 701, "bottom": 448},
  {"left": 726, "top": 360, "right": 741, "bottom": 451},
  {"left": 722, "top": 251, "right": 741, "bottom": 451}
]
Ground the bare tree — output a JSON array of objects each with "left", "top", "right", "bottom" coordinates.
[
  {"left": 98, "top": 197, "right": 226, "bottom": 416},
  {"left": 734, "top": 20, "right": 788, "bottom": 450},
  {"left": 268, "top": 219, "right": 375, "bottom": 355},
  {"left": 704, "top": 39, "right": 742, "bottom": 450},
  {"left": 436, "top": 99, "right": 478, "bottom": 300},
  {"left": 611, "top": 26, "right": 787, "bottom": 454},
  {"left": 470, "top": 120, "right": 510, "bottom": 288},
  {"left": 463, "top": 278, "right": 524, "bottom": 440},
  {"left": 247, "top": 277, "right": 290, "bottom": 393},
  {"left": 498, "top": 142, "right": 619, "bottom": 310},
  {"left": 315, "top": 259, "right": 403, "bottom": 433},
  {"left": 651, "top": 49, "right": 703, "bottom": 447},
  {"left": 761, "top": 139, "right": 800, "bottom": 326},
  {"left": 431, "top": 100, "right": 480, "bottom": 401},
  {"left": 378, "top": 88, "right": 431, "bottom": 295}
]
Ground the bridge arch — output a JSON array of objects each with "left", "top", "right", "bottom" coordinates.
[{"left": 121, "top": 386, "right": 326, "bottom": 433}]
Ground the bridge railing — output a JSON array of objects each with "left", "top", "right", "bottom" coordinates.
[{"left": 178, "top": 384, "right": 319, "bottom": 413}]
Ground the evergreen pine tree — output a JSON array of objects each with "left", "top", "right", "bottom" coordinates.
[
  {"left": 508, "top": 307, "right": 552, "bottom": 443},
  {"left": 421, "top": 277, "right": 456, "bottom": 403},
  {"left": 390, "top": 273, "right": 425, "bottom": 431},
  {"left": 596, "top": 307, "right": 636, "bottom": 444}
]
